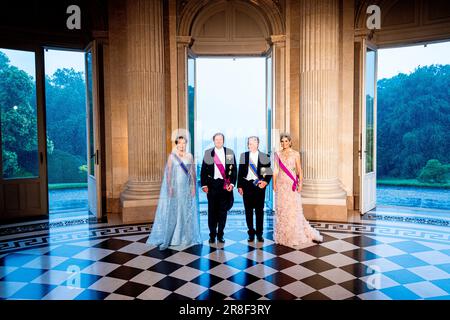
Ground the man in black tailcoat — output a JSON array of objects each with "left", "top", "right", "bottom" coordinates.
[
  {"left": 201, "top": 133, "right": 237, "bottom": 244},
  {"left": 237, "top": 136, "right": 272, "bottom": 242}
]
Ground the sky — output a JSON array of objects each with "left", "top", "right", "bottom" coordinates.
[
  {"left": 0, "top": 48, "right": 85, "bottom": 78},
  {"left": 194, "top": 57, "right": 267, "bottom": 159},
  {"left": 0, "top": 48, "right": 36, "bottom": 77},
  {"left": 44, "top": 49, "right": 85, "bottom": 75},
  {"left": 378, "top": 41, "right": 450, "bottom": 79}
]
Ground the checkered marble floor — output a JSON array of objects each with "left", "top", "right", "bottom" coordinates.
[{"left": 2, "top": 215, "right": 450, "bottom": 300}]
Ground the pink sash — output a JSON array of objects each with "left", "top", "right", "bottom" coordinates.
[
  {"left": 275, "top": 152, "right": 299, "bottom": 192},
  {"left": 213, "top": 152, "right": 231, "bottom": 189}
]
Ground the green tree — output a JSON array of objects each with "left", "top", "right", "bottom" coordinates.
[
  {"left": 45, "top": 68, "right": 87, "bottom": 160},
  {"left": 0, "top": 51, "right": 39, "bottom": 177},
  {"left": 47, "top": 149, "right": 87, "bottom": 183},
  {"left": 417, "top": 159, "right": 450, "bottom": 183},
  {"left": 377, "top": 65, "right": 450, "bottom": 180}
]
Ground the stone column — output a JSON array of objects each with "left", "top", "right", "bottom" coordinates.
[
  {"left": 298, "top": 0, "right": 347, "bottom": 201},
  {"left": 120, "top": 0, "right": 166, "bottom": 223}
]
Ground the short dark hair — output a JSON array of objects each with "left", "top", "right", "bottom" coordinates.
[
  {"left": 212, "top": 132, "right": 225, "bottom": 141},
  {"left": 247, "top": 136, "right": 260, "bottom": 145},
  {"left": 175, "top": 135, "right": 187, "bottom": 144}
]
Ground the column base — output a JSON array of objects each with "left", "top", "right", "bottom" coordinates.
[
  {"left": 120, "top": 181, "right": 160, "bottom": 223},
  {"left": 302, "top": 197, "right": 348, "bottom": 222},
  {"left": 299, "top": 179, "right": 348, "bottom": 221},
  {"left": 301, "top": 178, "right": 347, "bottom": 199},
  {"left": 120, "top": 199, "right": 157, "bottom": 224}
]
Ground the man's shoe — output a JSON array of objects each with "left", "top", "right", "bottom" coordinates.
[
  {"left": 208, "top": 238, "right": 215, "bottom": 244},
  {"left": 218, "top": 237, "right": 225, "bottom": 243},
  {"left": 248, "top": 236, "right": 255, "bottom": 242},
  {"left": 257, "top": 236, "right": 264, "bottom": 242}
]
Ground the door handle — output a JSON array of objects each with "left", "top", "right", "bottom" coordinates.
[
  {"left": 96, "top": 149, "right": 99, "bottom": 165},
  {"left": 40, "top": 152, "right": 44, "bottom": 164}
]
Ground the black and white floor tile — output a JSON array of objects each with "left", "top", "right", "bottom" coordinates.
[{"left": 2, "top": 214, "right": 450, "bottom": 300}]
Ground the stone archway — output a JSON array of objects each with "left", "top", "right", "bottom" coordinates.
[
  {"left": 189, "top": 0, "right": 271, "bottom": 55},
  {"left": 178, "top": 0, "right": 284, "bottom": 37}
]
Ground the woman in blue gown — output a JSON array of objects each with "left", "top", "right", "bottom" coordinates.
[{"left": 147, "top": 136, "right": 202, "bottom": 250}]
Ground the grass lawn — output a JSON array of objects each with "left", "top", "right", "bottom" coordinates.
[
  {"left": 377, "top": 178, "right": 450, "bottom": 189},
  {"left": 48, "top": 183, "right": 88, "bottom": 190}
]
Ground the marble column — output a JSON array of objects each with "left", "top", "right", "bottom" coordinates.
[
  {"left": 298, "top": 0, "right": 347, "bottom": 200},
  {"left": 120, "top": 0, "right": 166, "bottom": 222}
]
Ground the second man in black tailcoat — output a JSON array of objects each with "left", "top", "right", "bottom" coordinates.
[{"left": 237, "top": 136, "right": 272, "bottom": 242}]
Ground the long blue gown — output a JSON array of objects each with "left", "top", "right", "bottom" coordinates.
[{"left": 147, "top": 152, "right": 202, "bottom": 250}]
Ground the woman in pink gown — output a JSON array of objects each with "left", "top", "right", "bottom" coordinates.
[{"left": 273, "top": 134, "right": 323, "bottom": 247}]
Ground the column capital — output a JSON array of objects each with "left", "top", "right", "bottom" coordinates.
[
  {"left": 270, "top": 34, "right": 286, "bottom": 46},
  {"left": 177, "top": 35, "right": 194, "bottom": 48}
]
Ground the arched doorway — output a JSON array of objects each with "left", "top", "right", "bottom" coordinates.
[{"left": 174, "top": 0, "right": 286, "bottom": 211}]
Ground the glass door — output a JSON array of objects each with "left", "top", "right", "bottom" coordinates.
[
  {"left": 0, "top": 47, "right": 48, "bottom": 219},
  {"left": 265, "top": 49, "right": 274, "bottom": 210},
  {"left": 187, "top": 53, "right": 201, "bottom": 206},
  {"left": 360, "top": 42, "right": 378, "bottom": 214},
  {"left": 85, "top": 42, "right": 103, "bottom": 220}
]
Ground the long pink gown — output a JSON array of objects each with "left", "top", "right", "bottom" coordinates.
[{"left": 274, "top": 150, "right": 323, "bottom": 247}]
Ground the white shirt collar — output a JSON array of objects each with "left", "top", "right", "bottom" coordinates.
[{"left": 214, "top": 147, "right": 224, "bottom": 153}]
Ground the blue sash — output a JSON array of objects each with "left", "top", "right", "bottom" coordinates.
[
  {"left": 248, "top": 158, "right": 260, "bottom": 186},
  {"left": 171, "top": 153, "right": 190, "bottom": 177}
]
